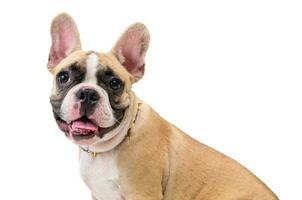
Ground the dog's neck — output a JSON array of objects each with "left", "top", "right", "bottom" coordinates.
[{"left": 79, "top": 91, "right": 141, "bottom": 156}]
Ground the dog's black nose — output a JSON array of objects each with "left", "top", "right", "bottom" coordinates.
[{"left": 76, "top": 88, "right": 100, "bottom": 104}]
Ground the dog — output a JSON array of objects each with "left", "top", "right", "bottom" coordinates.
[{"left": 48, "top": 13, "right": 278, "bottom": 200}]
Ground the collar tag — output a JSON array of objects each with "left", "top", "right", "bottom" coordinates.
[
  {"left": 79, "top": 146, "right": 100, "bottom": 158},
  {"left": 92, "top": 151, "right": 97, "bottom": 158}
]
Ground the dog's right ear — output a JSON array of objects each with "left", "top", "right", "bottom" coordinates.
[
  {"left": 111, "top": 23, "right": 150, "bottom": 83},
  {"left": 47, "top": 13, "right": 81, "bottom": 73}
]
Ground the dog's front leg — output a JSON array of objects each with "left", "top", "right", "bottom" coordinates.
[{"left": 116, "top": 138, "right": 167, "bottom": 199}]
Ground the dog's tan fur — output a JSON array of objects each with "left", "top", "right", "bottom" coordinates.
[
  {"left": 49, "top": 13, "right": 278, "bottom": 199},
  {"left": 117, "top": 102, "right": 278, "bottom": 199}
]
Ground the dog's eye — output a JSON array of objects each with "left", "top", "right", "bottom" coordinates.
[
  {"left": 57, "top": 71, "right": 70, "bottom": 84},
  {"left": 109, "top": 78, "right": 122, "bottom": 90}
]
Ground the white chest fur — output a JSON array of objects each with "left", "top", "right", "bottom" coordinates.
[{"left": 79, "top": 150, "right": 124, "bottom": 200}]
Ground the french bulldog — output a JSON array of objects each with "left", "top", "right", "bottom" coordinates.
[{"left": 48, "top": 13, "right": 278, "bottom": 200}]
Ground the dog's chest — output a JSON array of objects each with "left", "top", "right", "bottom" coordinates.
[{"left": 79, "top": 150, "right": 124, "bottom": 200}]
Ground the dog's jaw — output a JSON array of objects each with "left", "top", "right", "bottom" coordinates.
[{"left": 81, "top": 91, "right": 140, "bottom": 153}]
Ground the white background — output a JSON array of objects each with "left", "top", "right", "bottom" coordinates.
[{"left": 0, "top": 0, "right": 301, "bottom": 199}]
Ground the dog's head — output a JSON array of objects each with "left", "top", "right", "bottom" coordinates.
[{"left": 48, "top": 13, "right": 149, "bottom": 149}]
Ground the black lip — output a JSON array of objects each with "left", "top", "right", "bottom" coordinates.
[
  {"left": 95, "top": 122, "right": 120, "bottom": 138},
  {"left": 53, "top": 111, "right": 63, "bottom": 122},
  {"left": 53, "top": 111, "right": 121, "bottom": 140},
  {"left": 72, "top": 132, "right": 96, "bottom": 140}
]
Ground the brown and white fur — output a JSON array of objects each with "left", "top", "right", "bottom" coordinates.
[{"left": 48, "top": 13, "right": 279, "bottom": 200}]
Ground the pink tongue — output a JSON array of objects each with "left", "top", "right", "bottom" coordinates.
[{"left": 71, "top": 120, "right": 98, "bottom": 133}]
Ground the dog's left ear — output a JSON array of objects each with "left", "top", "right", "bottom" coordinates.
[
  {"left": 48, "top": 13, "right": 81, "bottom": 73},
  {"left": 112, "top": 23, "right": 150, "bottom": 82}
]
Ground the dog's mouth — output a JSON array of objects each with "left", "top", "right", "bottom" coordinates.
[
  {"left": 54, "top": 113, "right": 119, "bottom": 141},
  {"left": 69, "top": 116, "right": 99, "bottom": 140}
]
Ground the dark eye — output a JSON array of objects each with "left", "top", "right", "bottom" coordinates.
[
  {"left": 109, "top": 78, "right": 122, "bottom": 90},
  {"left": 57, "top": 71, "right": 70, "bottom": 84}
]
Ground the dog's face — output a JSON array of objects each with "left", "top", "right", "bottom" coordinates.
[{"left": 48, "top": 13, "right": 149, "bottom": 147}]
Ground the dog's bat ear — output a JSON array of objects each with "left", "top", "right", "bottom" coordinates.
[
  {"left": 47, "top": 13, "right": 81, "bottom": 73},
  {"left": 112, "top": 23, "right": 150, "bottom": 82}
]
